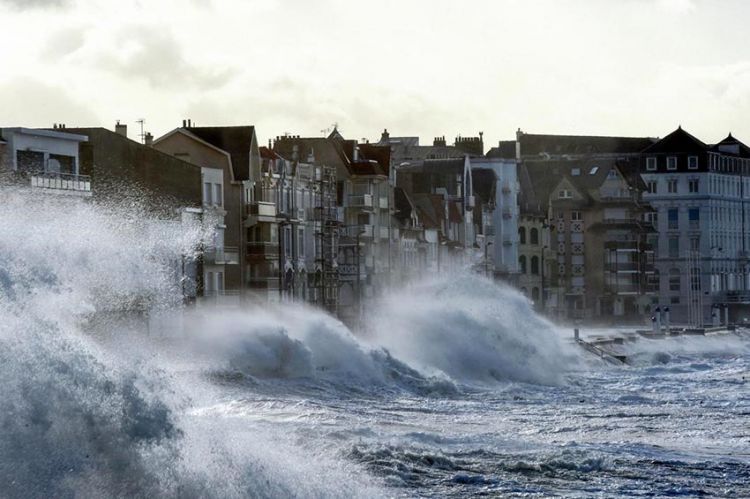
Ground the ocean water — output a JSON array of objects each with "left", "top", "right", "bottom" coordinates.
[{"left": 1, "top": 188, "right": 748, "bottom": 498}]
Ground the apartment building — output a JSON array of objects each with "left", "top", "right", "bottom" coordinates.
[
  {"left": 640, "top": 127, "right": 750, "bottom": 324},
  {"left": 153, "top": 123, "right": 258, "bottom": 299},
  {"left": 273, "top": 131, "right": 392, "bottom": 325},
  {"left": 0, "top": 126, "right": 91, "bottom": 197},
  {"left": 523, "top": 158, "right": 655, "bottom": 321}
]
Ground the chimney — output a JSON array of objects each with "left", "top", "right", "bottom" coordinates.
[
  {"left": 182, "top": 119, "right": 187, "bottom": 127},
  {"left": 144, "top": 132, "right": 154, "bottom": 146},
  {"left": 433, "top": 136, "right": 446, "bottom": 147},
  {"left": 115, "top": 120, "right": 127, "bottom": 138},
  {"left": 381, "top": 128, "right": 389, "bottom": 143}
]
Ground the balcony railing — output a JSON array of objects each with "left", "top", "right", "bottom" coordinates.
[
  {"left": 307, "top": 206, "right": 340, "bottom": 222},
  {"left": 204, "top": 246, "right": 240, "bottom": 265},
  {"left": 246, "top": 201, "right": 277, "bottom": 219},
  {"left": 30, "top": 172, "right": 91, "bottom": 195},
  {"left": 348, "top": 194, "right": 373, "bottom": 208}
]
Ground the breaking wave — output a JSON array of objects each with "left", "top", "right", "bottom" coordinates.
[{"left": 0, "top": 189, "right": 380, "bottom": 498}]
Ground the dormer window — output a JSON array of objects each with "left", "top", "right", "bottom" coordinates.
[
  {"left": 688, "top": 156, "right": 698, "bottom": 169},
  {"left": 558, "top": 189, "right": 572, "bottom": 199},
  {"left": 667, "top": 156, "right": 678, "bottom": 170},
  {"left": 646, "top": 157, "right": 657, "bottom": 171},
  {"left": 571, "top": 168, "right": 580, "bottom": 176}
]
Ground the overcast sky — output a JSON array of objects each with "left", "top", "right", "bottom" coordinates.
[{"left": 1, "top": 0, "right": 749, "bottom": 146}]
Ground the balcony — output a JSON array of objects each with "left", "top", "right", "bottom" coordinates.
[
  {"left": 30, "top": 172, "right": 91, "bottom": 196},
  {"left": 246, "top": 201, "right": 277, "bottom": 224},
  {"left": 348, "top": 194, "right": 373, "bottom": 209},
  {"left": 246, "top": 242, "right": 279, "bottom": 260},
  {"left": 204, "top": 246, "right": 240, "bottom": 265}
]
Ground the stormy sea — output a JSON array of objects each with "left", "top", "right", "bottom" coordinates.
[{"left": 1, "top": 188, "right": 748, "bottom": 498}]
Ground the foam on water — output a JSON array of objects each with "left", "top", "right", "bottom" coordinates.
[{"left": 0, "top": 188, "right": 381, "bottom": 498}]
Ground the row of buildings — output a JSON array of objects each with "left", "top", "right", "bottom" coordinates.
[{"left": 1, "top": 121, "right": 748, "bottom": 326}]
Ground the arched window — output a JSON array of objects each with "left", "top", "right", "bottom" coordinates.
[
  {"left": 531, "top": 287, "right": 540, "bottom": 301},
  {"left": 518, "top": 226, "right": 526, "bottom": 245},
  {"left": 530, "top": 227, "right": 539, "bottom": 245},
  {"left": 531, "top": 255, "right": 540, "bottom": 275},
  {"left": 519, "top": 255, "right": 527, "bottom": 274}
]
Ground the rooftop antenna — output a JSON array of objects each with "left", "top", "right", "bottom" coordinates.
[{"left": 136, "top": 118, "right": 146, "bottom": 144}]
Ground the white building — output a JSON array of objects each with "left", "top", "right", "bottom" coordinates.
[
  {"left": 641, "top": 127, "right": 750, "bottom": 325},
  {"left": 0, "top": 127, "right": 90, "bottom": 196},
  {"left": 470, "top": 157, "right": 520, "bottom": 279}
]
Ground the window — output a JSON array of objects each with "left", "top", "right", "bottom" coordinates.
[
  {"left": 216, "top": 272, "right": 224, "bottom": 292},
  {"left": 298, "top": 228, "right": 305, "bottom": 257},
  {"left": 589, "top": 166, "right": 599, "bottom": 175},
  {"left": 559, "top": 189, "right": 572, "bottom": 199},
  {"left": 669, "top": 268, "right": 681, "bottom": 291},
  {"left": 531, "top": 287, "right": 540, "bottom": 301},
  {"left": 203, "top": 182, "right": 212, "bottom": 205},
  {"left": 530, "top": 227, "right": 539, "bottom": 245},
  {"left": 688, "top": 179, "right": 699, "bottom": 193},
  {"left": 572, "top": 168, "right": 580, "bottom": 176},
  {"left": 668, "top": 208, "right": 679, "bottom": 230},
  {"left": 213, "top": 183, "right": 222, "bottom": 206},
  {"left": 688, "top": 156, "right": 698, "bottom": 169},
  {"left": 646, "top": 157, "right": 657, "bottom": 171},
  {"left": 647, "top": 181, "right": 657, "bottom": 194},
  {"left": 688, "top": 208, "right": 700, "bottom": 229},
  {"left": 667, "top": 156, "right": 677, "bottom": 170},
  {"left": 519, "top": 255, "right": 527, "bottom": 274},
  {"left": 690, "top": 236, "right": 700, "bottom": 251},
  {"left": 518, "top": 226, "right": 526, "bottom": 245},
  {"left": 571, "top": 211, "right": 582, "bottom": 221},
  {"left": 668, "top": 179, "right": 678, "bottom": 193},
  {"left": 531, "top": 256, "right": 540, "bottom": 275},
  {"left": 668, "top": 237, "right": 679, "bottom": 258}
]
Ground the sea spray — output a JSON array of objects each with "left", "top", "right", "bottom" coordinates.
[
  {"left": 0, "top": 187, "right": 382, "bottom": 498},
  {"left": 367, "top": 275, "right": 579, "bottom": 385}
]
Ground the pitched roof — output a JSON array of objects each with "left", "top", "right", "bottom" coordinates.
[
  {"left": 184, "top": 126, "right": 256, "bottom": 181},
  {"left": 710, "top": 133, "right": 750, "bottom": 158},
  {"left": 641, "top": 126, "right": 707, "bottom": 154},
  {"left": 273, "top": 136, "right": 350, "bottom": 179},
  {"left": 486, "top": 141, "right": 516, "bottom": 159},
  {"left": 522, "top": 157, "right": 641, "bottom": 209},
  {"left": 517, "top": 132, "right": 654, "bottom": 157}
]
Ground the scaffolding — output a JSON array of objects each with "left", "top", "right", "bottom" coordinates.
[{"left": 313, "top": 165, "right": 340, "bottom": 313}]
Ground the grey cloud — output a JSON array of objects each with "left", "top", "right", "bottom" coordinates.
[
  {"left": 41, "top": 27, "right": 87, "bottom": 60},
  {"left": 0, "top": 0, "right": 70, "bottom": 9},
  {"left": 0, "top": 77, "right": 99, "bottom": 127},
  {"left": 98, "top": 27, "right": 233, "bottom": 90}
]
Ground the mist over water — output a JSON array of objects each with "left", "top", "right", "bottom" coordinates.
[{"left": 1, "top": 186, "right": 748, "bottom": 497}]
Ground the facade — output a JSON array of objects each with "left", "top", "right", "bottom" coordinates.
[
  {"left": 640, "top": 127, "right": 750, "bottom": 325},
  {"left": 495, "top": 131, "right": 657, "bottom": 321},
  {"left": 470, "top": 157, "right": 520, "bottom": 281},
  {"left": 0, "top": 127, "right": 91, "bottom": 197},
  {"left": 153, "top": 123, "right": 258, "bottom": 299},
  {"left": 273, "top": 131, "right": 393, "bottom": 325}
]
